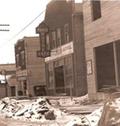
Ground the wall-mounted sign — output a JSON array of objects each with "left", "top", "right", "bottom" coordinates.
[
  {"left": 87, "top": 60, "right": 93, "bottom": 75},
  {"left": 37, "top": 27, "right": 48, "bottom": 33},
  {"left": 45, "top": 42, "right": 73, "bottom": 62},
  {"left": 37, "top": 50, "right": 50, "bottom": 58},
  {"left": 16, "top": 70, "right": 27, "bottom": 77},
  {"left": 36, "top": 22, "right": 50, "bottom": 58},
  {"left": 36, "top": 22, "right": 48, "bottom": 33}
]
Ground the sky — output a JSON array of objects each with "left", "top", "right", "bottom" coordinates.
[{"left": 0, "top": 0, "right": 82, "bottom": 64}]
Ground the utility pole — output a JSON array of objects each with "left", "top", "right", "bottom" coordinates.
[{"left": 0, "top": 24, "right": 10, "bottom": 31}]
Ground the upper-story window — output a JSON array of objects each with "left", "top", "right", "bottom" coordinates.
[
  {"left": 51, "top": 31, "right": 56, "bottom": 49},
  {"left": 21, "top": 51, "right": 25, "bottom": 67},
  {"left": 40, "top": 32, "right": 46, "bottom": 51},
  {"left": 16, "top": 54, "right": 19, "bottom": 67},
  {"left": 56, "top": 28, "right": 61, "bottom": 47},
  {"left": 64, "top": 24, "right": 69, "bottom": 43},
  {"left": 46, "top": 34, "right": 50, "bottom": 51},
  {"left": 91, "top": 0, "right": 101, "bottom": 21}
]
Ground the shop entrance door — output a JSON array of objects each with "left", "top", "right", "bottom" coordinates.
[{"left": 55, "top": 66, "right": 65, "bottom": 93}]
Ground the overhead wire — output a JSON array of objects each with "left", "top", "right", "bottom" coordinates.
[
  {"left": 0, "top": 0, "right": 52, "bottom": 48},
  {"left": 0, "top": 24, "right": 10, "bottom": 31},
  {"left": 9, "top": 9, "right": 45, "bottom": 41},
  {"left": 0, "top": 9, "right": 45, "bottom": 48},
  {"left": 0, "top": 1, "right": 52, "bottom": 63}
]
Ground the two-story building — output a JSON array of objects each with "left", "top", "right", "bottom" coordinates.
[
  {"left": 83, "top": 0, "right": 120, "bottom": 100},
  {"left": 15, "top": 37, "right": 46, "bottom": 96},
  {"left": 36, "top": 0, "right": 87, "bottom": 96}
]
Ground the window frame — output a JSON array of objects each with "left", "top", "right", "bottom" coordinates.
[{"left": 91, "top": 0, "right": 101, "bottom": 21}]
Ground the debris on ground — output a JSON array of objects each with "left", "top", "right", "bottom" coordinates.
[
  {"left": 0, "top": 95, "right": 105, "bottom": 126},
  {"left": 65, "top": 107, "right": 103, "bottom": 126},
  {"left": 98, "top": 92, "right": 120, "bottom": 126},
  {"left": 0, "top": 97, "right": 62, "bottom": 122}
]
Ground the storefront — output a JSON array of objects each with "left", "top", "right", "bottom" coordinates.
[{"left": 45, "top": 42, "right": 74, "bottom": 96}]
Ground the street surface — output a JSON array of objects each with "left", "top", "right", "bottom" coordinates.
[
  {"left": 0, "top": 117, "right": 67, "bottom": 126},
  {"left": 0, "top": 118, "right": 7, "bottom": 126}
]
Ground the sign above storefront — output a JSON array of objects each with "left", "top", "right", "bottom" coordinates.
[
  {"left": 45, "top": 42, "right": 74, "bottom": 62},
  {"left": 16, "top": 70, "right": 27, "bottom": 77},
  {"left": 37, "top": 50, "right": 50, "bottom": 58}
]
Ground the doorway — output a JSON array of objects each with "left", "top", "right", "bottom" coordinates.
[
  {"left": 55, "top": 66, "right": 65, "bottom": 93},
  {"left": 11, "top": 86, "right": 16, "bottom": 96},
  {"left": 34, "top": 85, "right": 46, "bottom": 96}
]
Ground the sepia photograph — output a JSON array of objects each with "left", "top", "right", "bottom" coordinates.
[{"left": 0, "top": 0, "right": 119, "bottom": 125}]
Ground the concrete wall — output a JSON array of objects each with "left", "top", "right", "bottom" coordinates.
[{"left": 83, "top": 1, "right": 120, "bottom": 100}]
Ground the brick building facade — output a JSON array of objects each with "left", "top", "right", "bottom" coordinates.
[
  {"left": 15, "top": 37, "right": 46, "bottom": 96},
  {"left": 36, "top": 0, "right": 87, "bottom": 96}
]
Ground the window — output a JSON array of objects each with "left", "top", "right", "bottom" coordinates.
[
  {"left": 46, "top": 34, "right": 50, "bottom": 51},
  {"left": 40, "top": 32, "right": 46, "bottom": 51},
  {"left": 23, "top": 80, "right": 27, "bottom": 95},
  {"left": 51, "top": 31, "right": 56, "bottom": 49},
  {"left": 56, "top": 28, "right": 61, "bottom": 47},
  {"left": 16, "top": 54, "right": 19, "bottom": 67},
  {"left": 64, "top": 24, "right": 69, "bottom": 43},
  {"left": 91, "top": 0, "right": 101, "bottom": 21},
  {"left": 21, "top": 51, "right": 25, "bottom": 66}
]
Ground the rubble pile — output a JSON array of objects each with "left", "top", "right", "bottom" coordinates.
[
  {"left": 0, "top": 97, "right": 58, "bottom": 121},
  {"left": 0, "top": 96, "right": 104, "bottom": 125},
  {"left": 65, "top": 107, "right": 103, "bottom": 126},
  {"left": 99, "top": 97, "right": 120, "bottom": 125}
]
